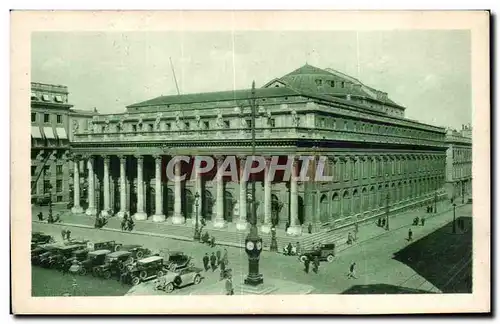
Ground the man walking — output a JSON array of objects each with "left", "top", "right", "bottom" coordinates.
[
  {"left": 203, "top": 253, "right": 210, "bottom": 272},
  {"left": 312, "top": 256, "right": 320, "bottom": 274},
  {"left": 222, "top": 248, "right": 228, "bottom": 266},
  {"left": 421, "top": 217, "right": 425, "bottom": 226},
  {"left": 61, "top": 229, "right": 67, "bottom": 241},
  {"left": 304, "top": 256, "right": 310, "bottom": 274},
  {"left": 225, "top": 275, "right": 234, "bottom": 295},
  {"left": 37, "top": 212, "right": 44, "bottom": 221},
  {"left": 408, "top": 228, "right": 413, "bottom": 242},
  {"left": 210, "top": 252, "right": 217, "bottom": 272},
  {"left": 347, "top": 262, "right": 357, "bottom": 279},
  {"left": 219, "top": 258, "right": 226, "bottom": 280},
  {"left": 216, "top": 250, "right": 221, "bottom": 265}
]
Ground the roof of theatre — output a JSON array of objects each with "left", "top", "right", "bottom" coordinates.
[{"left": 126, "top": 64, "right": 403, "bottom": 110}]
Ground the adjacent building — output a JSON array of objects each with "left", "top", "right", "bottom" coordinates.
[
  {"left": 69, "top": 64, "right": 449, "bottom": 235},
  {"left": 445, "top": 125, "right": 473, "bottom": 204}
]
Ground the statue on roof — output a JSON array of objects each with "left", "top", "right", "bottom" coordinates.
[
  {"left": 265, "top": 110, "right": 273, "bottom": 127},
  {"left": 155, "top": 113, "right": 162, "bottom": 131},
  {"left": 87, "top": 119, "right": 93, "bottom": 133},
  {"left": 291, "top": 110, "right": 300, "bottom": 127},
  {"left": 194, "top": 111, "right": 201, "bottom": 130},
  {"left": 175, "top": 111, "right": 183, "bottom": 130},
  {"left": 72, "top": 120, "right": 79, "bottom": 134},
  {"left": 216, "top": 110, "right": 225, "bottom": 129}
]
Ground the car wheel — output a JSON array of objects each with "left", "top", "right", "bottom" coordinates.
[
  {"left": 157, "top": 270, "right": 164, "bottom": 278},
  {"left": 299, "top": 255, "right": 307, "bottom": 263},
  {"left": 103, "top": 270, "right": 112, "bottom": 279},
  {"left": 139, "top": 270, "right": 148, "bottom": 279},
  {"left": 131, "top": 277, "right": 141, "bottom": 286},
  {"left": 114, "top": 245, "right": 120, "bottom": 252},
  {"left": 193, "top": 274, "right": 201, "bottom": 285},
  {"left": 79, "top": 268, "right": 87, "bottom": 276},
  {"left": 136, "top": 251, "right": 144, "bottom": 259},
  {"left": 165, "top": 282, "right": 174, "bottom": 293},
  {"left": 169, "top": 263, "right": 177, "bottom": 271},
  {"left": 326, "top": 254, "right": 334, "bottom": 263}
]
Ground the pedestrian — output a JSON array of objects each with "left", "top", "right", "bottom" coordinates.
[
  {"left": 285, "top": 221, "right": 290, "bottom": 233},
  {"left": 304, "top": 256, "right": 310, "bottom": 274},
  {"left": 408, "top": 228, "right": 413, "bottom": 242},
  {"left": 295, "top": 242, "right": 301, "bottom": 255},
  {"left": 216, "top": 250, "right": 221, "bottom": 265},
  {"left": 312, "top": 256, "right": 320, "bottom": 274},
  {"left": 225, "top": 275, "right": 234, "bottom": 295},
  {"left": 127, "top": 216, "right": 135, "bottom": 232},
  {"left": 203, "top": 253, "right": 210, "bottom": 271},
  {"left": 219, "top": 259, "right": 226, "bottom": 280},
  {"left": 121, "top": 217, "right": 127, "bottom": 231},
  {"left": 377, "top": 218, "right": 382, "bottom": 227},
  {"left": 347, "top": 232, "right": 353, "bottom": 245},
  {"left": 210, "top": 252, "right": 217, "bottom": 271},
  {"left": 421, "top": 217, "right": 425, "bottom": 226},
  {"left": 222, "top": 248, "right": 228, "bottom": 266},
  {"left": 37, "top": 212, "right": 44, "bottom": 221},
  {"left": 347, "top": 262, "right": 357, "bottom": 279},
  {"left": 66, "top": 229, "right": 71, "bottom": 241},
  {"left": 381, "top": 218, "right": 386, "bottom": 228},
  {"left": 210, "top": 236, "right": 216, "bottom": 248},
  {"left": 61, "top": 229, "right": 67, "bottom": 241},
  {"left": 308, "top": 223, "right": 313, "bottom": 234}
]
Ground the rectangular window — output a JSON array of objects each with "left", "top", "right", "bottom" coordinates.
[
  {"left": 131, "top": 124, "right": 137, "bottom": 132},
  {"left": 56, "top": 180, "right": 62, "bottom": 192},
  {"left": 56, "top": 115, "right": 62, "bottom": 124},
  {"left": 165, "top": 123, "right": 171, "bottom": 130},
  {"left": 148, "top": 124, "right": 154, "bottom": 132},
  {"left": 246, "top": 119, "right": 253, "bottom": 128},
  {"left": 44, "top": 114, "right": 50, "bottom": 123},
  {"left": 224, "top": 120, "right": 230, "bottom": 128},
  {"left": 56, "top": 165, "right": 62, "bottom": 175},
  {"left": 31, "top": 165, "right": 36, "bottom": 176},
  {"left": 43, "top": 180, "right": 51, "bottom": 194},
  {"left": 343, "top": 161, "right": 350, "bottom": 180},
  {"left": 56, "top": 195, "right": 63, "bottom": 202},
  {"left": 44, "top": 165, "right": 50, "bottom": 176},
  {"left": 31, "top": 113, "right": 36, "bottom": 122},
  {"left": 269, "top": 118, "right": 276, "bottom": 127},
  {"left": 203, "top": 121, "right": 209, "bottom": 129}
]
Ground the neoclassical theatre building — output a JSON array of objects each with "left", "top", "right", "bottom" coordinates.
[{"left": 70, "top": 64, "right": 448, "bottom": 235}]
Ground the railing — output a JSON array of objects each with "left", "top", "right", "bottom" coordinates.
[{"left": 72, "top": 126, "right": 447, "bottom": 148}]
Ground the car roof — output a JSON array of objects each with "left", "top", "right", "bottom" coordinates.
[
  {"left": 120, "top": 244, "right": 141, "bottom": 249},
  {"left": 89, "top": 249, "right": 111, "bottom": 255},
  {"left": 138, "top": 256, "right": 163, "bottom": 263},
  {"left": 59, "top": 245, "right": 83, "bottom": 250},
  {"left": 107, "top": 251, "right": 132, "bottom": 257}
]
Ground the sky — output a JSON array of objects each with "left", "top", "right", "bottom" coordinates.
[{"left": 31, "top": 31, "right": 472, "bottom": 129}]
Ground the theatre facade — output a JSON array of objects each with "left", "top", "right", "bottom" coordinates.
[{"left": 69, "top": 64, "right": 448, "bottom": 235}]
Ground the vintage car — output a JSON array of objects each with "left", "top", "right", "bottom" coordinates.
[
  {"left": 43, "top": 244, "right": 87, "bottom": 269},
  {"left": 94, "top": 250, "right": 134, "bottom": 279},
  {"left": 115, "top": 244, "right": 151, "bottom": 259},
  {"left": 31, "top": 232, "right": 55, "bottom": 248},
  {"left": 60, "top": 248, "right": 90, "bottom": 272},
  {"left": 298, "top": 243, "right": 336, "bottom": 263},
  {"left": 122, "top": 255, "right": 167, "bottom": 285},
  {"left": 154, "top": 266, "right": 203, "bottom": 293},
  {"left": 86, "top": 240, "right": 120, "bottom": 252},
  {"left": 70, "top": 249, "right": 111, "bottom": 276},
  {"left": 164, "top": 251, "right": 192, "bottom": 271},
  {"left": 31, "top": 243, "right": 60, "bottom": 265}
]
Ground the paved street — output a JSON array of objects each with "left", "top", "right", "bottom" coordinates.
[{"left": 32, "top": 202, "right": 472, "bottom": 296}]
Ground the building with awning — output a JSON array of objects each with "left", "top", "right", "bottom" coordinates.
[
  {"left": 42, "top": 126, "right": 56, "bottom": 139},
  {"left": 55, "top": 127, "right": 68, "bottom": 140},
  {"left": 31, "top": 126, "right": 43, "bottom": 139}
]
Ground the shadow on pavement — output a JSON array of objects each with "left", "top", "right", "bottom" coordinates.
[
  {"left": 341, "top": 283, "right": 432, "bottom": 294},
  {"left": 393, "top": 217, "right": 472, "bottom": 293}
]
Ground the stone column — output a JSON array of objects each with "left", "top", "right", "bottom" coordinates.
[
  {"left": 133, "top": 155, "right": 147, "bottom": 220},
  {"left": 101, "top": 155, "right": 111, "bottom": 217},
  {"left": 236, "top": 156, "right": 248, "bottom": 231},
  {"left": 117, "top": 155, "right": 128, "bottom": 218},
  {"left": 287, "top": 157, "right": 301, "bottom": 235},
  {"left": 85, "top": 156, "right": 97, "bottom": 216},
  {"left": 213, "top": 155, "right": 225, "bottom": 228},
  {"left": 153, "top": 155, "right": 165, "bottom": 222},
  {"left": 71, "top": 156, "right": 83, "bottom": 213},
  {"left": 192, "top": 161, "right": 203, "bottom": 225},
  {"left": 261, "top": 157, "right": 272, "bottom": 233},
  {"left": 171, "top": 158, "right": 185, "bottom": 224}
]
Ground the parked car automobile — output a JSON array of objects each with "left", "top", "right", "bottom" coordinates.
[
  {"left": 44, "top": 244, "right": 87, "bottom": 269},
  {"left": 94, "top": 250, "right": 134, "bottom": 279},
  {"left": 122, "top": 255, "right": 167, "bottom": 285},
  {"left": 87, "top": 240, "right": 120, "bottom": 252},
  {"left": 299, "top": 243, "right": 336, "bottom": 263},
  {"left": 164, "top": 251, "right": 192, "bottom": 271},
  {"left": 115, "top": 244, "right": 151, "bottom": 259},
  {"left": 60, "top": 248, "right": 90, "bottom": 272},
  {"left": 31, "top": 243, "right": 60, "bottom": 265},
  {"left": 154, "top": 266, "right": 203, "bottom": 293},
  {"left": 70, "top": 249, "right": 111, "bottom": 276},
  {"left": 31, "top": 232, "right": 55, "bottom": 248}
]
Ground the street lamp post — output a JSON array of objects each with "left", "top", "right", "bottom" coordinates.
[
  {"left": 385, "top": 192, "right": 390, "bottom": 231},
  {"left": 194, "top": 192, "right": 200, "bottom": 240},
  {"left": 244, "top": 81, "right": 264, "bottom": 286},
  {"left": 434, "top": 190, "right": 438, "bottom": 214},
  {"left": 452, "top": 201, "right": 457, "bottom": 234},
  {"left": 462, "top": 181, "right": 465, "bottom": 204}
]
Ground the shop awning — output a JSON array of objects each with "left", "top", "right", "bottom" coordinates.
[
  {"left": 55, "top": 127, "right": 67, "bottom": 139},
  {"left": 31, "top": 126, "right": 42, "bottom": 139},
  {"left": 43, "top": 127, "right": 55, "bottom": 139}
]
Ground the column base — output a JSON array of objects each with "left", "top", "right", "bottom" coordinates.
[
  {"left": 71, "top": 206, "right": 84, "bottom": 214},
  {"left": 236, "top": 221, "right": 248, "bottom": 231},
  {"left": 260, "top": 224, "right": 271, "bottom": 234},
  {"left": 213, "top": 218, "right": 226, "bottom": 228},
  {"left": 286, "top": 225, "right": 302, "bottom": 236},
  {"left": 152, "top": 214, "right": 166, "bottom": 222},
  {"left": 100, "top": 210, "right": 111, "bottom": 217},
  {"left": 133, "top": 212, "right": 148, "bottom": 221},
  {"left": 171, "top": 213, "right": 185, "bottom": 225},
  {"left": 85, "top": 207, "right": 97, "bottom": 216}
]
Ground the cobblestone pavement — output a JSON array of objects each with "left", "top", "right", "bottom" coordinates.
[{"left": 31, "top": 202, "right": 472, "bottom": 295}]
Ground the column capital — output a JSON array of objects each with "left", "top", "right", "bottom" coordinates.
[
  {"left": 134, "top": 154, "right": 144, "bottom": 162},
  {"left": 117, "top": 155, "right": 127, "bottom": 162},
  {"left": 153, "top": 154, "right": 162, "bottom": 161},
  {"left": 102, "top": 155, "right": 110, "bottom": 163},
  {"left": 83, "top": 154, "right": 94, "bottom": 161}
]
